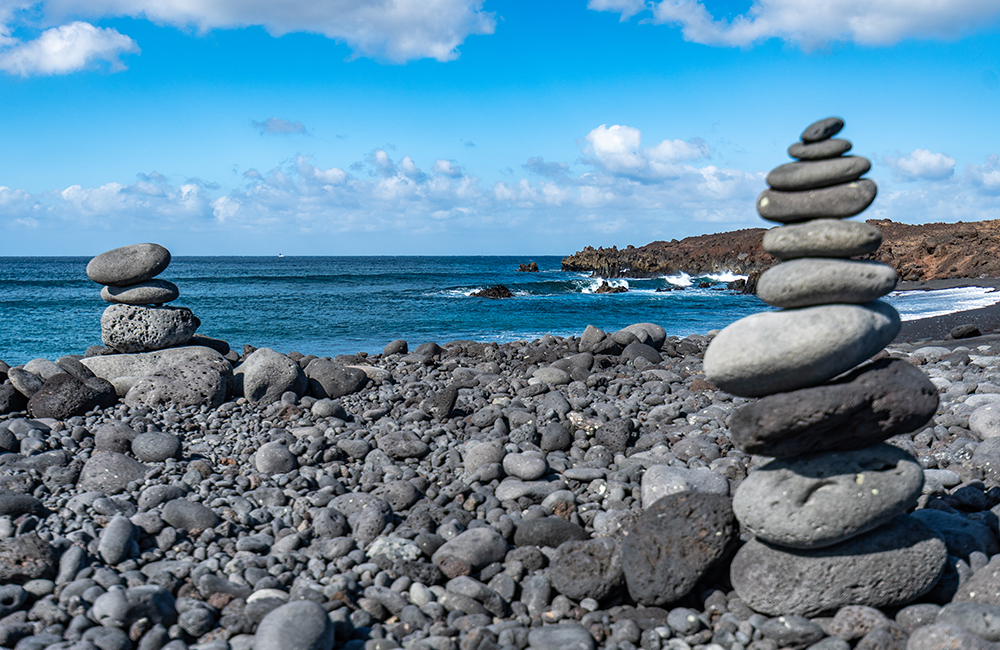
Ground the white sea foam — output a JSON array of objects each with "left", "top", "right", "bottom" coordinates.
[
  {"left": 705, "top": 271, "right": 747, "bottom": 283},
  {"left": 887, "top": 286, "right": 1000, "bottom": 321},
  {"left": 661, "top": 272, "right": 693, "bottom": 287},
  {"left": 581, "top": 278, "right": 629, "bottom": 294}
]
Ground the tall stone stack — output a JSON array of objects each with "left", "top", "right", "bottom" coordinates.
[
  {"left": 703, "top": 118, "right": 949, "bottom": 616},
  {"left": 87, "top": 243, "right": 200, "bottom": 353}
]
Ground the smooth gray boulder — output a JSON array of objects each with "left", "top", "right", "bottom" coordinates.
[
  {"left": 730, "top": 516, "right": 946, "bottom": 616},
  {"left": 432, "top": 528, "right": 508, "bottom": 578},
  {"left": 767, "top": 156, "right": 870, "bottom": 191},
  {"left": 641, "top": 465, "right": 729, "bottom": 509},
  {"left": 8, "top": 368, "right": 44, "bottom": 398},
  {"left": 254, "top": 601, "right": 335, "bottom": 650},
  {"left": 101, "top": 305, "right": 199, "bottom": 353},
  {"left": 87, "top": 243, "right": 171, "bottom": 287},
  {"left": 733, "top": 444, "right": 924, "bottom": 548},
  {"left": 82, "top": 346, "right": 230, "bottom": 397},
  {"left": 801, "top": 117, "right": 844, "bottom": 142},
  {"left": 763, "top": 219, "right": 882, "bottom": 260},
  {"left": 27, "top": 374, "right": 117, "bottom": 419},
  {"left": 703, "top": 301, "right": 900, "bottom": 397},
  {"left": 971, "top": 405, "right": 1000, "bottom": 439},
  {"left": 936, "top": 602, "right": 1000, "bottom": 641},
  {"left": 756, "top": 259, "right": 897, "bottom": 308},
  {"left": 757, "top": 180, "right": 877, "bottom": 223},
  {"left": 788, "top": 138, "right": 852, "bottom": 160},
  {"left": 23, "top": 359, "right": 62, "bottom": 379},
  {"left": 101, "top": 279, "right": 179, "bottom": 305},
  {"left": 78, "top": 452, "right": 148, "bottom": 495},
  {"left": 622, "top": 323, "right": 667, "bottom": 351},
  {"left": 236, "top": 348, "right": 307, "bottom": 404},
  {"left": 125, "top": 363, "right": 227, "bottom": 410},
  {"left": 304, "top": 358, "right": 367, "bottom": 399}
]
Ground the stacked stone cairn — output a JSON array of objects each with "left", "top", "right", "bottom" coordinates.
[
  {"left": 87, "top": 243, "right": 200, "bottom": 353},
  {"left": 703, "top": 117, "right": 949, "bottom": 616}
]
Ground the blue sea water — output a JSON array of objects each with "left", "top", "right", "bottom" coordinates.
[{"left": 1, "top": 256, "right": 998, "bottom": 366}]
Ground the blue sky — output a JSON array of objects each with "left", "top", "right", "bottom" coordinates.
[{"left": 1, "top": 0, "right": 999, "bottom": 256}]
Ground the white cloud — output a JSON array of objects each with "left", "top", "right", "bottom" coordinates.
[
  {"left": 591, "top": 0, "right": 1000, "bottom": 48},
  {"left": 584, "top": 124, "right": 710, "bottom": 181},
  {"left": 884, "top": 148, "right": 957, "bottom": 181},
  {"left": 0, "top": 20, "right": 137, "bottom": 76},
  {"left": 966, "top": 154, "right": 1000, "bottom": 195},
  {"left": 45, "top": 0, "right": 495, "bottom": 62}
]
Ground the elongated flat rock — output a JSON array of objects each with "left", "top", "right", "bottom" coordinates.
[
  {"left": 757, "top": 180, "right": 877, "bottom": 223},
  {"left": 763, "top": 219, "right": 882, "bottom": 260},
  {"left": 731, "top": 516, "right": 946, "bottom": 616},
  {"left": 767, "top": 156, "right": 871, "bottom": 191},
  {"left": 101, "top": 305, "right": 199, "bottom": 353},
  {"left": 87, "top": 243, "right": 171, "bottom": 287},
  {"left": 733, "top": 444, "right": 924, "bottom": 548},
  {"left": 703, "top": 301, "right": 900, "bottom": 397},
  {"left": 101, "top": 279, "right": 179, "bottom": 305},
  {"left": 756, "top": 259, "right": 897, "bottom": 308},
  {"left": 801, "top": 117, "right": 844, "bottom": 143},
  {"left": 788, "top": 139, "right": 852, "bottom": 160},
  {"left": 729, "top": 359, "right": 939, "bottom": 458}
]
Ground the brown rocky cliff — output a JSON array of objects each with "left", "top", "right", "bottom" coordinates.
[{"left": 562, "top": 219, "right": 1000, "bottom": 282}]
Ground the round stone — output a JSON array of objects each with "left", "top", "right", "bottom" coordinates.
[
  {"left": 101, "top": 305, "right": 199, "bottom": 354},
  {"left": 255, "top": 442, "right": 296, "bottom": 474},
  {"left": 800, "top": 117, "right": 845, "bottom": 143},
  {"left": 732, "top": 444, "right": 924, "bottom": 548},
  {"left": 756, "top": 259, "right": 897, "bottom": 308},
  {"left": 757, "top": 180, "right": 878, "bottom": 223},
  {"left": 161, "top": 499, "right": 219, "bottom": 531},
  {"left": 304, "top": 359, "right": 367, "bottom": 399},
  {"left": 767, "top": 156, "right": 871, "bottom": 191},
  {"left": 788, "top": 138, "right": 852, "bottom": 160},
  {"left": 237, "top": 348, "right": 307, "bottom": 404},
  {"left": 730, "top": 515, "right": 946, "bottom": 616},
  {"left": 503, "top": 451, "right": 549, "bottom": 481},
  {"left": 763, "top": 219, "right": 882, "bottom": 260},
  {"left": 527, "top": 623, "right": 595, "bottom": 650},
  {"left": 254, "top": 601, "right": 335, "bottom": 650},
  {"left": 532, "top": 367, "right": 571, "bottom": 385},
  {"left": 78, "top": 452, "right": 148, "bottom": 495},
  {"left": 101, "top": 279, "right": 180, "bottom": 305},
  {"left": 703, "top": 301, "right": 901, "bottom": 397},
  {"left": 936, "top": 602, "right": 1000, "bottom": 641},
  {"left": 971, "top": 405, "right": 1000, "bottom": 439},
  {"left": 27, "top": 374, "right": 117, "bottom": 420},
  {"left": 87, "top": 243, "right": 171, "bottom": 287},
  {"left": 513, "top": 517, "right": 589, "bottom": 548},
  {"left": 549, "top": 538, "right": 623, "bottom": 601},
  {"left": 125, "top": 363, "right": 228, "bottom": 411},
  {"left": 98, "top": 515, "right": 135, "bottom": 565}
]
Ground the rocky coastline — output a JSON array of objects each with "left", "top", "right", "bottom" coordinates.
[
  {"left": 4, "top": 237, "right": 1000, "bottom": 650},
  {"left": 561, "top": 218, "right": 1000, "bottom": 283}
]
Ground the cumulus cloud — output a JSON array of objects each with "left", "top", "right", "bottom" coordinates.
[
  {"left": 883, "top": 149, "right": 957, "bottom": 181},
  {"left": 590, "top": 0, "right": 1000, "bottom": 48},
  {"left": 583, "top": 124, "right": 710, "bottom": 181},
  {"left": 45, "top": 0, "right": 495, "bottom": 62},
  {"left": 0, "top": 20, "right": 138, "bottom": 76},
  {"left": 252, "top": 118, "right": 308, "bottom": 136},
  {"left": 966, "top": 154, "right": 1000, "bottom": 195}
]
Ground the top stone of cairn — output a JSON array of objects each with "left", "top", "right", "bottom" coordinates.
[
  {"left": 87, "top": 243, "right": 171, "bottom": 287},
  {"left": 800, "top": 117, "right": 844, "bottom": 143}
]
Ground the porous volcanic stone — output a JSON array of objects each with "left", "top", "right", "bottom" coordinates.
[
  {"left": 621, "top": 492, "right": 735, "bottom": 606},
  {"left": 756, "top": 259, "right": 897, "bottom": 308},
  {"left": 641, "top": 465, "right": 729, "bottom": 509},
  {"left": 87, "top": 243, "right": 171, "bottom": 287},
  {"left": 27, "top": 374, "right": 117, "bottom": 420},
  {"left": 549, "top": 538, "right": 623, "bottom": 601},
  {"left": 767, "top": 156, "right": 871, "bottom": 191},
  {"left": 800, "top": 117, "right": 845, "bottom": 143},
  {"left": 101, "top": 305, "right": 199, "bottom": 353},
  {"left": 788, "top": 138, "right": 852, "bottom": 160},
  {"left": 78, "top": 451, "right": 148, "bottom": 495},
  {"left": 757, "top": 180, "right": 878, "bottom": 223},
  {"left": 304, "top": 358, "right": 367, "bottom": 399},
  {"left": 101, "top": 279, "right": 179, "bottom": 305},
  {"left": 732, "top": 444, "right": 924, "bottom": 548},
  {"left": 0, "top": 533, "right": 57, "bottom": 581},
  {"left": 81, "top": 346, "right": 229, "bottom": 397},
  {"left": 125, "top": 363, "right": 227, "bottom": 410},
  {"left": 514, "top": 517, "right": 589, "bottom": 548},
  {"left": 763, "top": 219, "right": 882, "bottom": 260},
  {"left": 237, "top": 348, "right": 307, "bottom": 404},
  {"left": 729, "top": 359, "right": 939, "bottom": 457},
  {"left": 730, "top": 516, "right": 947, "bottom": 616},
  {"left": 703, "top": 300, "right": 901, "bottom": 397}
]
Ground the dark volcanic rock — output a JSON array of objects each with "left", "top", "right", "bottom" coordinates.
[
  {"left": 514, "top": 517, "right": 589, "bottom": 548},
  {"left": 549, "top": 537, "right": 623, "bottom": 601},
  {"left": 731, "top": 516, "right": 947, "bottom": 616},
  {"left": 0, "top": 533, "right": 57, "bottom": 581},
  {"left": 594, "top": 281, "right": 627, "bottom": 294},
  {"left": 801, "top": 117, "right": 845, "bottom": 143},
  {"left": 78, "top": 452, "right": 148, "bottom": 495},
  {"left": 729, "top": 359, "right": 939, "bottom": 457},
  {"left": 621, "top": 492, "right": 736, "bottom": 606},
  {"left": 0, "top": 381, "right": 27, "bottom": 414},
  {"left": 471, "top": 285, "right": 514, "bottom": 299},
  {"left": 304, "top": 359, "right": 367, "bottom": 400},
  {"left": 27, "top": 374, "right": 117, "bottom": 420},
  {"left": 788, "top": 138, "right": 852, "bottom": 160},
  {"left": 517, "top": 262, "right": 539, "bottom": 272}
]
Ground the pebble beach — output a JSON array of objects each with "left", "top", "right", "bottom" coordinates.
[{"left": 7, "top": 118, "right": 1000, "bottom": 650}]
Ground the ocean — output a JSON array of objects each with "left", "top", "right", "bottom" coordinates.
[{"left": 2, "top": 256, "right": 999, "bottom": 366}]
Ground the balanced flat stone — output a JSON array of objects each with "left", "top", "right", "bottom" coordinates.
[
  {"left": 757, "top": 180, "right": 877, "bottom": 223},
  {"left": 801, "top": 117, "right": 844, "bottom": 143},
  {"left": 730, "top": 515, "right": 947, "bottom": 616},
  {"left": 788, "top": 139, "right": 852, "bottom": 160},
  {"left": 101, "top": 279, "right": 179, "bottom": 305},
  {"left": 767, "top": 156, "right": 871, "bottom": 191},
  {"left": 703, "top": 301, "right": 901, "bottom": 397},
  {"left": 87, "top": 243, "right": 171, "bottom": 287},
  {"left": 756, "top": 259, "right": 897, "bottom": 308},
  {"left": 81, "top": 347, "right": 229, "bottom": 397},
  {"left": 729, "top": 359, "right": 939, "bottom": 458},
  {"left": 732, "top": 443, "right": 924, "bottom": 548},
  {"left": 101, "top": 305, "right": 199, "bottom": 354},
  {"left": 763, "top": 219, "right": 882, "bottom": 260}
]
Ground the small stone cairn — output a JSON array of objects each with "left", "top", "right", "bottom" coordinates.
[
  {"left": 87, "top": 243, "right": 200, "bottom": 353},
  {"left": 703, "top": 118, "right": 948, "bottom": 616}
]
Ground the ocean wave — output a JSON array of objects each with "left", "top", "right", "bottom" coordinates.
[
  {"left": 580, "top": 278, "right": 630, "bottom": 294},
  {"left": 887, "top": 286, "right": 1000, "bottom": 321}
]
